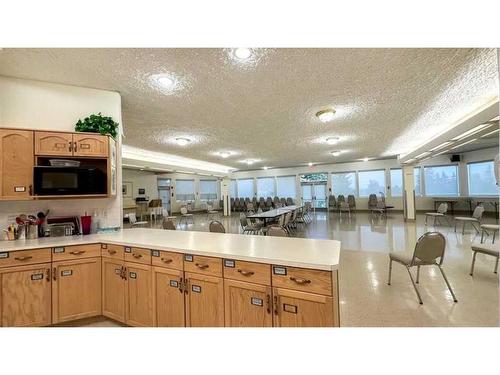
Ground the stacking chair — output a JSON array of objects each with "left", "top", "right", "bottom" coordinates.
[
  {"left": 337, "top": 195, "right": 345, "bottom": 210},
  {"left": 280, "top": 197, "right": 287, "bottom": 207},
  {"left": 259, "top": 197, "right": 266, "bottom": 211},
  {"left": 234, "top": 198, "right": 240, "bottom": 212},
  {"left": 246, "top": 202, "right": 254, "bottom": 212},
  {"left": 339, "top": 201, "right": 350, "bottom": 219},
  {"left": 286, "top": 197, "right": 294, "bottom": 206},
  {"left": 162, "top": 218, "right": 176, "bottom": 230},
  {"left": 206, "top": 203, "right": 219, "bottom": 220},
  {"left": 230, "top": 197, "right": 235, "bottom": 212},
  {"left": 273, "top": 196, "right": 280, "bottom": 208},
  {"left": 244, "top": 198, "right": 251, "bottom": 209},
  {"left": 179, "top": 206, "right": 194, "bottom": 225},
  {"left": 328, "top": 195, "right": 337, "bottom": 212},
  {"left": 368, "top": 194, "right": 378, "bottom": 211},
  {"left": 239, "top": 213, "right": 261, "bottom": 235},
  {"left": 129, "top": 213, "right": 148, "bottom": 228},
  {"left": 387, "top": 232, "right": 457, "bottom": 305},
  {"left": 425, "top": 203, "right": 450, "bottom": 226},
  {"left": 283, "top": 212, "right": 292, "bottom": 235},
  {"left": 480, "top": 224, "right": 500, "bottom": 244},
  {"left": 266, "top": 197, "right": 273, "bottom": 210},
  {"left": 209, "top": 220, "right": 226, "bottom": 233},
  {"left": 470, "top": 243, "right": 499, "bottom": 276},
  {"left": 454, "top": 205, "right": 484, "bottom": 234},
  {"left": 252, "top": 197, "right": 258, "bottom": 210},
  {"left": 267, "top": 226, "right": 288, "bottom": 237},
  {"left": 347, "top": 195, "right": 356, "bottom": 211},
  {"left": 239, "top": 198, "right": 245, "bottom": 211},
  {"left": 303, "top": 202, "right": 313, "bottom": 223}
]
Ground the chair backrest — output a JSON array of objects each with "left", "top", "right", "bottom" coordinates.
[
  {"left": 267, "top": 226, "right": 288, "bottom": 237},
  {"left": 128, "top": 213, "right": 137, "bottom": 224},
  {"left": 329, "top": 195, "right": 337, "bottom": 206},
  {"left": 162, "top": 219, "right": 176, "bottom": 230},
  {"left": 257, "top": 207, "right": 263, "bottom": 214},
  {"left": 286, "top": 197, "right": 294, "bottom": 206},
  {"left": 472, "top": 205, "right": 485, "bottom": 219},
  {"left": 277, "top": 213, "right": 285, "bottom": 226},
  {"left": 437, "top": 203, "right": 448, "bottom": 214},
  {"left": 337, "top": 195, "right": 345, "bottom": 204},
  {"left": 274, "top": 197, "right": 280, "bottom": 206},
  {"left": 340, "top": 202, "right": 349, "bottom": 210},
  {"left": 180, "top": 207, "right": 188, "bottom": 215},
  {"left": 413, "top": 232, "right": 446, "bottom": 264},
  {"left": 247, "top": 202, "right": 254, "bottom": 211},
  {"left": 206, "top": 203, "right": 213, "bottom": 211},
  {"left": 239, "top": 213, "right": 248, "bottom": 227},
  {"left": 280, "top": 198, "right": 286, "bottom": 206},
  {"left": 266, "top": 197, "right": 273, "bottom": 207},
  {"left": 149, "top": 199, "right": 162, "bottom": 207},
  {"left": 348, "top": 195, "right": 356, "bottom": 207},
  {"left": 209, "top": 220, "right": 225, "bottom": 233},
  {"left": 368, "top": 194, "right": 378, "bottom": 208},
  {"left": 283, "top": 212, "right": 291, "bottom": 226}
]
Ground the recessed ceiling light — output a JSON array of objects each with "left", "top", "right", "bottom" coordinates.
[
  {"left": 362, "top": 157, "right": 370, "bottom": 162},
  {"left": 219, "top": 151, "right": 231, "bottom": 158},
  {"left": 175, "top": 137, "right": 191, "bottom": 146},
  {"left": 429, "top": 141, "right": 454, "bottom": 152},
  {"left": 245, "top": 159, "right": 254, "bottom": 165},
  {"left": 308, "top": 162, "right": 313, "bottom": 167},
  {"left": 316, "top": 109, "right": 336, "bottom": 123},
  {"left": 263, "top": 166, "right": 269, "bottom": 170},
  {"left": 234, "top": 48, "right": 252, "bottom": 60},
  {"left": 481, "top": 128, "right": 499, "bottom": 138},
  {"left": 451, "top": 124, "right": 490, "bottom": 141},
  {"left": 157, "top": 76, "right": 175, "bottom": 88},
  {"left": 450, "top": 138, "right": 478, "bottom": 150},
  {"left": 415, "top": 151, "right": 431, "bottom": 159},
  {"left": 330, "top": 151, "right": 341, "bottom": 157},
  {"left": 325, "top": 137, "right": 340, "bottom": 145}
]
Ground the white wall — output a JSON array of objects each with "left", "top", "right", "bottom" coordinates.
[
  {"left": 0, "top": 76, "right": 123, "bottom": 230},
  {"left": 122, "top": 169, "right": 159, "bottom": 208}
]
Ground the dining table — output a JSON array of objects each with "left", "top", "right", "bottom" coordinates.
[{"left": 246, "top": 205, "right": 303, "bottom": 226}]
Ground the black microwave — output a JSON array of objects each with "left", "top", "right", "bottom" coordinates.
[{"left": 34, "top": 166, "right": 106, "bottom": 195}]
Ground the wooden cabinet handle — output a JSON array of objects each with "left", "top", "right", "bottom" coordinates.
[
  {"left": 161, "top": 257, "right": 173, "bottom": 264},
  {"left": 53, "top": 267, "right": 57, "bottom": 281},
  {"left": 14, "top": 255, "right": 33, "bottom": 261},
  {"left": 70, "top": 250, "right": 85, "bottom": 255},
  {"left": 273, "top": 295, "right": 278, "bottom": 315},
  {"left": 266, "top": 294, "right": 271, "bottom": 314},
  {"left": 46, "top": 268, "right": 51, "bottom": 282},
  {"left": 195, "top": 263, "right": 209, "bottom": 270},
  {"left": 290, "top": 277, "right": 311, "bottom": 285},
  {"left": 179, "top": 277, "right": 184, "bottom": 293},
  {"left": 108, "top": 249, "right": 117, "bottom": 255},
  {"left": 68, "top": 141, "right": 73, "bottom": 152},
  {"left": 237, "top": 269, "right": 255, "bottom": 277},
  {"left": 132, "top": 253, "right": 143, "bottom": 259},
  {"left": 73, "top": 141, "right": 77, "bottom": 152},
  {"left": 122, "top": 267, "right": 127, "bottom": 280}
]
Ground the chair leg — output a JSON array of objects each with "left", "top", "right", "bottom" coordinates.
[
  {"left": 437, "top": 265, "right": 458, "bottom": 302},
  {"left": 454, "top": 221, "right": 457, "bottom": 232},
  {"left": 387, "top": 259, "right": 393, "bottom": 285},
  {"left": 481, "top": 229, "right": 485, "bottom": 243},
  {"left": 494, "top": 256, "right": 499, "bottom": 274},
  {"left": 405, "top": 266, "right": 423, "bottom": 305},
  {"left": 425, "top": 215, "right": 428, "bottom": 225},
  {"left": 416, "top": 265, "right": 420, "bottom": 284},
  {"left": 493, "top": 231, "right": 497, "bottom": 244},
  {"left": 470, "top": 251, "right": 477, "bottom": 276},
  {"left": 471, "top": 222, "right": 480, "bottom": 234},
  {"left": 462, "top": 221, "right": 466, "bottom": 235}
]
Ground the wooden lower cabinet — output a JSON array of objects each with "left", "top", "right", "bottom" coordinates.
[
  {"left": 52, "top": 257, "right": 101, "bottom": 324},
  {"left": 125, "top": 262, "right": 153, "bottom": 327},
  {"left": 0, "top": 263, "right": 51, "bottom": 327},
  {"left": 102, "top": 257, "right": 126, "bottom": 323},
  {"left": 185, "top": 272, "right": 224, "bottom": 327},
  {"left": 153, "top": 267, "right": 185, "bottom": 327},
  {"left": 224, "top": 279, "right": 272, "bottom": 327},
  {"left": 272, "top": 287, "right": 334, "bottom": 327}
]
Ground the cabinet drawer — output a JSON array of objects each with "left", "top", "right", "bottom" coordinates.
[
  {"left": 101, "top": 243, "right": 124, "bottom": 260},
  {"left": 271, "top": 266, "right": 332, "bottom": 296},
  {"left": 151, "top": 249, "right": 183, "bottom": 270},
  {"left": 0, "top": 248, "right": 51, "bottom": 268},
  {"left": 124, "top": 246, "right": 152, "bottom": 265},
  {"left": 223, "top": 259, "right": 271, "bottom": 286},
  {"left": 184, "top": 254, "right": 222, "bottom": 277},
  {"left": 52, "top": 244, "right": 101, "bottom": 261}
]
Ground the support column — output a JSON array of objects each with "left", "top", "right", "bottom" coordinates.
[
  {"left": 403, "top": 166, "right": 416, "bottom": 222},
  {"left": 221, "top": 178, "right": 231, "bottom": 217}
]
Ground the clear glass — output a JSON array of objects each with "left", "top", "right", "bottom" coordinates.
[
  {"left": 257, "top": 177, "right": 275, "bottom": 198},
  {"left": 424, "top": 165, "right": 459, "bottom": 196},
  {"left": 331, "top": 172, "right": 356, "bottom": 196},
  {"left": 467, "top": 161, "right": 499, "bottom": 196},
  {"left": 237, "top": 179, "right": 254, "bottom": 198},
  {"left": 314, "top": 183, "right": 327, "bottom": 208},
  {"left": 200, "top": 180, "right": 218, "bottom": 201},
  {"left": 390, "top": 169, "right": 403, "bottom": 197},
  {"left": 358, "top": 170, "right": 386, "bottom": 197},
  {"left": 176, "top": 179, "right": 195, "bottom": 201},
  {"left": 276, "top": 176, "right": 296, "bottom": 198}
]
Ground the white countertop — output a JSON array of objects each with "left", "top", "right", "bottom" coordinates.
[{"left": 0, "top": 228, "right": 341, "bottom": 271}]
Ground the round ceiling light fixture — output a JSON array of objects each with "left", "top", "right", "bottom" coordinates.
[
  {"left": 362, "top": 157, "right": 370, "bottom": 162},
  {"left": 316, "top": 109, "right": 336, "bottom": 123},
  {"left": 330, "top": 150, "right": 341, "bottom": 157},
  {"left": 175, "top": 137, "right": 191, "bottom": 146},
  {"left": 263, "top": 166, "right": 269, "bottom": 170},
  {"left": 157, "top": 76, "right": 175, "bottom": 88},
  {"left": 234, "top": 48, "right": 253, "bottom": 60},
  {"left": 218, "top": 151, "right": 231, "bottom": 158},
  {"left": 308, "top": 162, "right": 313, "bottom": 167},
  {"left": 325, "top": 137, "right": 340, "bottom": 145},
  {"left": 245, "top": 159, "right": 254, "bottom": 165}
]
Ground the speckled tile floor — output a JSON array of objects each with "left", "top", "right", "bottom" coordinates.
[{"left": 119, "top": 210, "right": 499, "bottom": 327}]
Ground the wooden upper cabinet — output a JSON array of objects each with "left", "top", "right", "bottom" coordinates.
[
  {"left": 0, "top": 263, "right": 52, "bottom": 327},
  {"left": 0, "top": 129, "right": 34, "bottom": 198},
  {"left": 35, "top": 131, "right": 73, "bottom": 156},
  {"left": 73, "top": 133, "right": 108, "bottom": 157}
]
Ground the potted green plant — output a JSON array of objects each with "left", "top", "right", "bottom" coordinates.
[{"left": 75, "top": 112, "right": 119, "bottom": 139}]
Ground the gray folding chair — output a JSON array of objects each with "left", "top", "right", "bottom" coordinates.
[
  {"left": 347, "top": 195, "right": 356, "bottom": 211},
  {"left": 470, "top": 243, "right": 499, "bottom": 276},
  {"left": 425, "top": 203, "right": 450, "bottom": 226},
  {"left": 209, "top": 220, "right": 226, "bottom": 233},
  {"left": 454, "top": 205, "right": 484, "bottom": 234},
  {"left": 162, "top": 218, "right": 176, "bottom": 230},
  {"left": 387, "top": 232, "right": 457, "bottom": 305},
  {"left": 267, "top": 226, "right": 288, "bottom": 237}
]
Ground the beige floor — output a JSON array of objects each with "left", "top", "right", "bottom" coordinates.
[{"left": 122, "top": 210, "right": 499, "bottom": 327}]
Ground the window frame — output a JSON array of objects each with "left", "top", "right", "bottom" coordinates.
[
  {"left": 199, "top": 179, "right": 218, "bottom": 201},
  {"left": 467, "top": 159, "right": 498, "bottom": 197},
  {"left": 423, "top": 163, "right": 460, "bottom": 197},
  {"left": 357, "top": 168, "right": 387, "bottom": 197},
  {"left": 175, "top": 179, "right": 196, "bottom": 202},
  {"left": 389, "top": 168, "right": 403, "bottom": 198}
]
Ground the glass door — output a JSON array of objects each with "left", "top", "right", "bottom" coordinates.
[
  {"left": 157, "top": 178, "right": 171, "bottom": 213},
  {"left": 313, "top": 183, "right": 327, "bottom": 209},
  {"left": 300, "top": 173, "right": 328, "bottom": 211},
  {"left": 301, "top": 184, "right": 313, "bottom": 207}
]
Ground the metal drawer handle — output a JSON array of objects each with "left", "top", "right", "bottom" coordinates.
[
  {"left": 161, "top": 257, "right": 173, "bottom": 263},
  {"left": 266, "top": 294, "right": 271, "bottom": 314},
  {"left": 237, "top": 269, "right": 255, "bottom": 277},
  {"left": 15, "top": 256, "right": 33, "bottom": 261},
  {"left": 273, "top": 295, "right": 278, "bottom": 315},
  {"left": 133, "top": 253, "right": 143, "bottom": 259},
  {"left": 290, "top": 277, "right": 311, "bottom": 285},
  {"left": 108, "top": 249, "right": 117, "bottom": 255},
  {"left": 70, "top": 250, "right": 85, "bottom": 255},
  {"left": 195, "top": 263, "right": 209, "bottom": 269}
]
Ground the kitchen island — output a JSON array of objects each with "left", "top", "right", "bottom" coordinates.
[{"left": 0, "top": 228, "right": 341, "bottom": 327}]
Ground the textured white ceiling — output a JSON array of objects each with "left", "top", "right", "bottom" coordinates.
[{"left": 0, "top": 48, "right": 497, "bottom": 170}]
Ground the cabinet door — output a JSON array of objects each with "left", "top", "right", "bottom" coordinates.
[
  {"left": 224, "top": 279, "right": 272, "bottom": 327},
  {"left": 73, "top": 133, "right": 109, "bottom": 157},
  {"left": 153, "top": 267, "right": 185, "bottom": 327},
  {"left": 52, "top": 257, "right": 101, "bottom": 324},
  {"left": 0, "top": 129, "right": 34, "bottom": 198},
  {"left": 184, "top": 272, "right": 224, "bottom": 327},
  {"left": 102, "top": 257, "right": 126, "bottom": 323},
  {"left": 272, "top": 288, "right": 334, "bottom": 327},
  {"left": 34, "top": 131, "right": 73, "bottom": 156},
  {"left": 0, "top": 263, "right": 51, "bottom": 327},
  {"left": 125, "top": 262, "right": 153, "bottom": 327}
]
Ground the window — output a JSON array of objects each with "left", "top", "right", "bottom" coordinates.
[
  {"left": 200, "top": 180, "right": 218, "bottom": 201},
  {"left": 358, "top": 170, "right": 386, "bottom": 197},
  {"left": 468, "top": 161, "right": 499, "bottom": 196},
  {"left": 390, "top": 169, "right": 403, "bottom": 197},
  {"left": 331, "top": 172, "right": 356, "bottom": 197},
  {"left": 237, "top": 179, "right": 254, "bottom": 198},
  {"left": 424, "top": 165, "right": 459, "bottom": 196},
  {"left": 276, "top": 176, "right": 296, "bottom": 198},
  {"left": 257, "top": 177, "right": 275, "bottom": 197},
  {"left": 230, "top": 179, "right": 237, "bottom": 197},
  {"left": 414, "top": 167, "right": 421, "bottom": 196},
  {"left": 176, "top": 179, "right": 195, "bottom": 201}
]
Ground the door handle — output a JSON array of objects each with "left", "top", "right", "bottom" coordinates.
[
  {"left": 179, "top": 277, "right": 184, "bottom": 293},
  {"left": 237, "top": 269, "right": 255, "bottom": 277},
  {"left": 195, "top": 263, "right": 209, "bottom": 270},
  {"left": 46, "top": 268, "right": 51, "bottom": 282},
  {"left": 53, "top": 267, "right": 57, "bottom": 281},
  {"left": 161, "top": 257, "right": 173, "bottom": 264},
  {"left": 73, "top": 141, "right": 77, "bottom": 152},
  {"left": 290, "top": 277, "right": 311, "bottom": 285},
  {"left": 266, "top": 294, "right": 271, "bottom": 314},
  {"left": 132, "top": 253, "right": 143, "bottom": 259},
  {"left": 108, "top": 249, "right": 117, "bottom": 255},
  {"left": 68, "top": 141, "right": 73, "bottom": 152},
  {"left": 273, "top": 295, "right": 278, "bottom": 315},
  {"left": 184, "top": 278, "right": 189, "bottom": 294}
]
